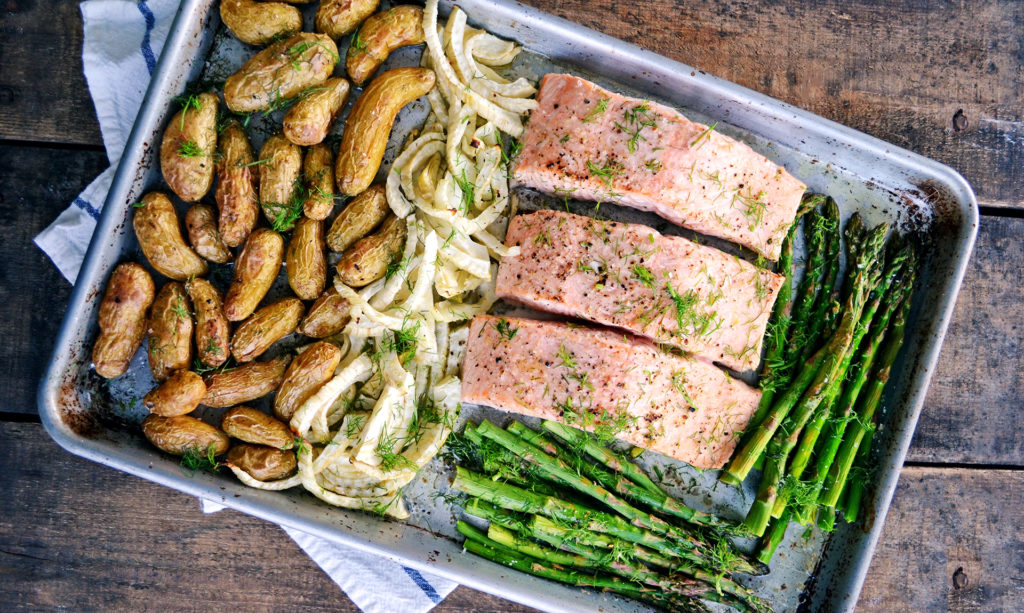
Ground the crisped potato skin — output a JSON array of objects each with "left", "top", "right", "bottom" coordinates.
[
  {"left": 326, "top": 183, "right": 388, "bottom": 253},
  {"left": 274, "top": 341, "right": 342, "bottom": 420},
  {"left": 93, "top": 262, "right": 155, "bottom": 379},
  {"left": 230, "top": 297, "right": 305, "bottom": 362},
  {"left": 215, "top": 120, "right": 260, "bottom": 247},
  {"left": 134, "top": 192, "right": 209, "bottom": 281},
  {"left": 144, "top": 370, "right": 207, "bottom": 416},
  {"left": 147, "top": 282, "right": 194, "bottom": 382},
  {"left": 224, "top": 228, "right": 284, "bottom": 321},
  {"left": 227, "top": 444, "right": 297, "bottom": 481},
  {"left": 185, "top": 203, "right": 232, "bottom": 264},
  {"left": 315, "top": 0, "right": 379, "bottom": 39},
  {"left": 221, "top": 406, "right": 294, "bottom": 448},
  {"left": 336, "top": 214, "right": 406, "bottom": 287},
  {"left": 202, "top": 354, "right": 292, "bottom": 407},
  {"left": 142, "top": 414, "right": 230, "bottom": 456},
  {"left": 258, "top": 132, "right": 303, "bottom": 227},
  {"left": 160, "top": 92, "right": 219, "bottom": 202},
  {"left": 335, "top": 67, "right": 435, "bottom": 196},
  {"left": 297, "top": 286, "right": 352, "bottom": 338},
  {"left": 186, "top": 278, "right": 231, "bottom": 367},
  {"left": 220, "top": 0, "right": 301, "bottom": 46},
  {"left": 224, "top": 33, "right": 339, "bottom": 113},
  {"left": 283, "top": 77, "right": 350, "bottom": 146},
  {"left": 302, "top": 144, "right": 336, "bottom": 220},
  {"left": 287, "top": 216, "right": 327, "bottom": 300},
  {"left": 346, "top": 6, "right": 425, "bottom": 86}
]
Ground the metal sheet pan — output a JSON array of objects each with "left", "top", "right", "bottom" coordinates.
[{"left": 38, "top": 0, "right": 978, "bottom": 611}]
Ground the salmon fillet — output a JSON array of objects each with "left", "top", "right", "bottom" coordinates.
[
  {"left": 496, "top": 210, "right": 783, "bottom": 372},
  {"left": 512, "top": 73, "right": 806, "bottom": 261},
  {"left": 461, "top": 316, "right": 760, "bottom": 469}
]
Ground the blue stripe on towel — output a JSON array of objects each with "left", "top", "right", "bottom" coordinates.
[
  {"left": 73, "top": 197, "right": 101, "bottom": 220},
  {"left": 401, "top": 566, "right": 443, "bottom": 604},
  {"left": 137, "top": 1, "right": 157, "bottom": 75}
]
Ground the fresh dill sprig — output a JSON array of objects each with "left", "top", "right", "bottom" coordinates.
[
  {"left": 177, "top": 140, "right": 203, "bottom": 158},
  {"left": 631, "top": 264, "right": 655, "bottom": 288},
  {"left": 585, "top": 159, "right": 624, "bottom": 188},
  {"left": 495, "top": 318, "right": 519, "bottom": 341},
  {"left": 180, "top": 443, "right": 221, "bottom": 474},
  {"left": 690, "top": 121, "right": 719, "bottom": 148},
  {"left": 582, "top": 97, "right": 609, "bottom": 123}
]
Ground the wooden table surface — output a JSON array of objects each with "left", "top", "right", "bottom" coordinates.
[{"left": 2, "top": 1, "right": 1022, "bottom": 611}]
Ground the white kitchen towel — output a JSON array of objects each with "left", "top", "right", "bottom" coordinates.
[{"left": 35, "top": 2, "right": 458, "bottom": 610}]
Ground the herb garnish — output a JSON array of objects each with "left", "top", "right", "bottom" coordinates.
[{"left": 582, "top": 97, "right": 609, "bottom": 123}]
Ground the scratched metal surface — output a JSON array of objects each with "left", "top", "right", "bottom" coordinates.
[{"left": 38, "top": 0, "right": 976, "bottom": 612}]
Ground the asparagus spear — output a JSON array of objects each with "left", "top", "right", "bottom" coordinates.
[
  {"left": 540, "top": 420, "right": 662, "bottom": 498},
  {"left": 796, "top": 197, "right": 842, "bottom": 366},
  {"left": 756, "top": 507, "right": 793, "bottom": 564},
  {"left": 842, "top": 429, "right": 874, "bottom": 523},
  {"left": 818, "top": 275, "right": 915, "bottom": 529},
  {"left": 784, "top": 203, "right": 830, "bottom": 365}
]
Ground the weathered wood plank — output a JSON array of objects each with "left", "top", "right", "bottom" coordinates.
[
  {"left": 859, "top": 466, "right": 1024, "bottom": 612},
  {"left": 0, "top": 0, "right": 102, "bottom": 145},
  {"left": 908, "top": 215, "right": 1024, "bottom": 466},
  {"left": 0, "top": 144, "right": 108, "bottom": 414}
]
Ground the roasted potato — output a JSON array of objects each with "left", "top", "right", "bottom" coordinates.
[
  {"left": 301, "top": 144, "right": 336, "bottom": 220},
  {"left": 215, "top": 119, "right": 260, "bottom": 248},
  {"left": 336, "top": 214, "right": 406, "bottom": 287},
  {"left": 227, "top": 444, "right": 297, "bottom": 481},
  {"left": 147, "top": 282, "right": 194, "bottom": 382},
  {"left": 258, "top": 132, "right": 303, "bottom": 228},
  {"left": 274, "top": 341, "right": 342, "bottom": 420},
  {"left": 160, "top": 92, "right": 218, "bottom": 202},
  {"left": 202, "top": 354, "right": 292, "bottom": 407},
  {"left": 185, "top": 203, "right": 232, "bottom": 264},
  {"left": 335, "top": 67, "right": 435, "bottom": 196},
  {"left": 315, "top": 0, "right": 379, "bottom": 39},
  {"left": 286, "top": 216, "right": 327, "bottom": 300},
  {"left": 283, "top": 77, "right": 350, "bottom": 146},
  {"left": 221, "top": 406, "right": 294, "bottom": 448},
  {"left": 143, "top": 370, "right": 206, "bottom": 416},
  {"left": 326, "top": 183, "right": 388, "bottom": 253},
  {"left": 230, "top": 297, "right": 305, "bottom": 362},
  {"left": 133, "top": 192, "right": 209, "bottom": 281},
  {"left": 186, "top": 277, "right": 230, "bottom": 367},
  {"left": 224, "top": 228, "right": 284, "bottom": 321},
  {"left": 224, "top": 33, "right": 339, "bottom": 113},
  {"left": 92, "top": 262, "right": 155, "bottom": 379},
  {"left": 220, "top": 0, "right": 301, "bottom": 46},
  {"left": 346, "top": 6, "right": 425, "bottom": 86},
  {"left": 142, "top": 414, "right": 230, "bottom": 457},
  {"left": 297, "top": 287, "right": 352, "bottom": 338}
]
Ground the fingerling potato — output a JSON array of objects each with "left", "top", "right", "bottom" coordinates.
[
  {"left": 144, "top": 370, "right": 207, "bottom": 416},
  {"left": 142, "top": 414, "right": 230, "bottom": 457},
  {"left": 221, "top": 406, "right": 294, "bottom": 448},
  {"left": 186, "top": 277, "right": 230, "bottom": 367},
  {"left": 336, "top": 214, "right": 406, "bottom": 287},
  {"left": 227, "top": 444, "right": 297, "bottom": 481},
  {"left": 147, "top": 282, "right": 194, "bottom": 382},
  {"left": 301, "top": 144, "right": 336, "bottom": 220},
  {"left": 231, "top": 297, "right": 305, "bottom": 363},
  {"left": 335, "top": 67, "right": 435, "bottom": 196},
  {"left": 161, "top": 92, "right": 218, "bottom": 202},
  {"left": 286, "top": 216, "right": 327, "bottom": 300},
  {"left": 215, "top": 119, "right": 260, "bottom": 247},
  {"left": 326, "top": 183, "right": 388, "bottom": 253},
  {"left": 133, "top": 192, "right": 209, "bottom": 281},
  {"left": 93, "top": 262, "right": 155, "bottom": 379},
  {"left": 297, "top": 287, "right": 352, "bottom": 338},
  {"left": 185, "top": 203, "right": 232, "bottom": 264},
  {"left": 315, "top": 0, "right": 379, "bottom": 39},
  {"left": 202, "top": 354, "right": 292, "bottom": 407},
  {"left": 224, "top": 33, "right": 339, "bottom": 114},
  {"left": 258, "top": 132, "right": 303, "bottom": 229},
  {"left": 283, "top": 77, "right": 350, "bottom": 146},
  {"left": 346, "top": 6, "right": 425, "bottom": 86},
  {"left": 220, "top": 0, "right": 301, "bottom": 46},
  {"left": 274, "top": 341, "right": 342, "bottom": 420},
  {"left": 224, "top": 228, "right": 284, "bottom": 321}
]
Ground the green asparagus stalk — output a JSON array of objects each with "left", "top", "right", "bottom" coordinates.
[
  {"left": 540, "top": 420, "right": 662, "bottom": 498},
  {"left": 796, "top": 197, "right": 842, "bottom": 366},
  {"left": 842, "top": 429, "right": 874, "bottom": 523},
  {"left": 784, "top": 204, "right": 830, "bottom": 364},
  {"left": 756, "top": 507, "right": 793, "bottom": 564}
]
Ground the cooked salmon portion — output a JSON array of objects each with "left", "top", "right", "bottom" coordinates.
[
  {"left": 496, "top": 210, "right": 783, "bottom": 372},
  {"left": 512, "top": 73, "right": 806, "bottom": 261},
  {"left": 462, "top": 316, "right": 760, "bottom": 470}
]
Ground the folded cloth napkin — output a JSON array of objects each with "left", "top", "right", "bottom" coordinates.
[{"left": 34, "top": 2, "right": 458, "bottom": 610}]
